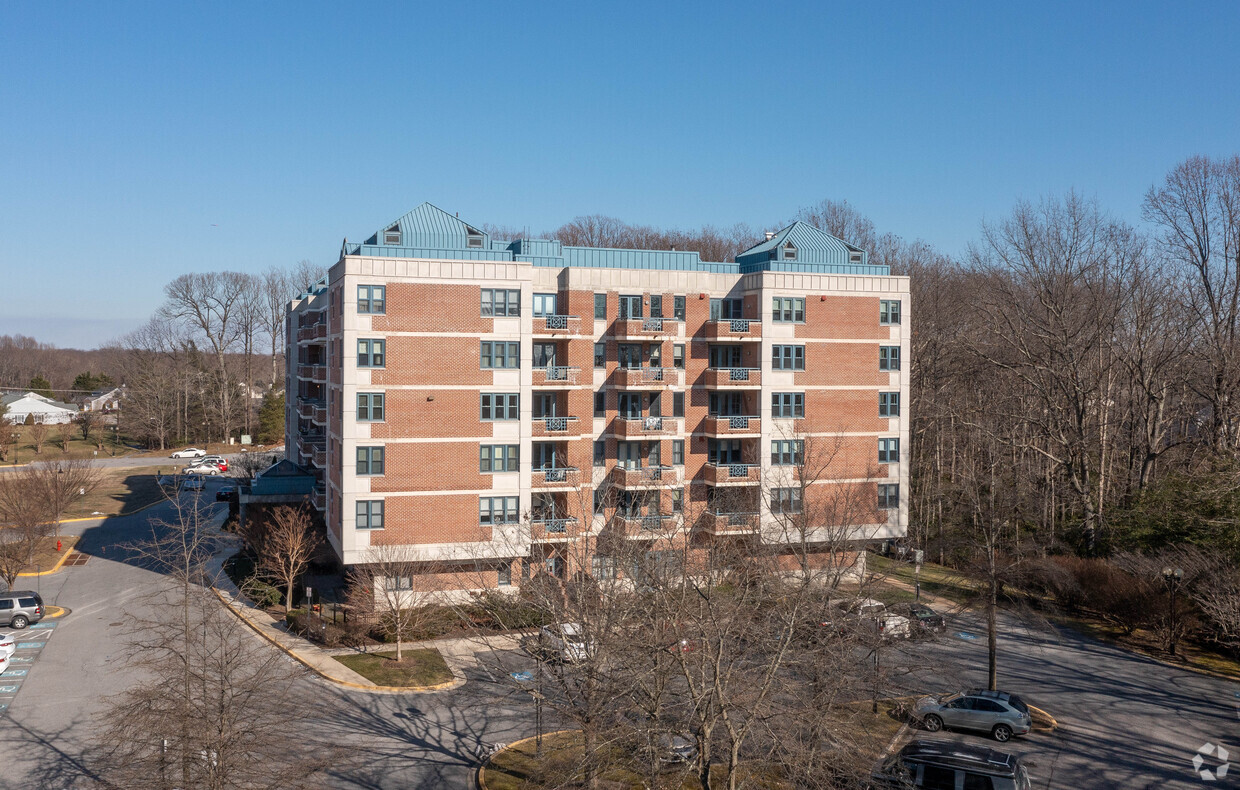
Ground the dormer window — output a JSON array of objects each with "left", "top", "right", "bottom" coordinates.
[
  {"left": 466, "top": 227, "right": 484, "bottom": 248},
  {"left": 783, "top": 242, "right": 798, "bottom": 261},
  {"left": 384, "top": 225, "right": 401, "bottom": 245},
  {"left": 850, "top": 252, "right": 862, "bottom": 263}
]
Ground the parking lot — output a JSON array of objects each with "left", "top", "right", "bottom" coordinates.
[{"left": 0, "top": 620, "right": 58, "bottom": 714}]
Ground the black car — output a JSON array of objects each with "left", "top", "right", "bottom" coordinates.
[
  {"left": 216, "top": 485, "right": 237, "bottom": 502},
  {"left": 900, "top": 602, "right": 946, "bottom": 634}
]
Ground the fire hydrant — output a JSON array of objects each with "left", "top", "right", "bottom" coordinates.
[{"left": 56, "top": 540, "right": 62, "bottom": 552}]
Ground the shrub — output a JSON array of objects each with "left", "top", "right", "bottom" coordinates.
[{"left": 247, "top": 579, "right": 283, "bottom": 609}]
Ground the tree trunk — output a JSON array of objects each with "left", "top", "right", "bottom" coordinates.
[{"left": 987, "top": 579, "right": 998, "bottom": 691}]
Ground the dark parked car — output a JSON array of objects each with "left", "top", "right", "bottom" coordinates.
[
  {"left": 900, "top": 602, "right": 946, "bottom": 634},
  {"left": 216, "top": 485, "right": 237, "bottom": 502},
  {"left": 871, "top": 739, "right": 1032, "bottom": 789}
]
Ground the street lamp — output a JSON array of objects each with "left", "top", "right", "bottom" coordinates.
[{"left": 1162, "top": 567, "right": 1183, "bottom": 656}]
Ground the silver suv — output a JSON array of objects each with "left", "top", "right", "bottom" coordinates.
[
  {"left": 914, "top": 689, "right": 1032, "bottom": 742},
  {"left": 0, "top": 590, "right": 45, "bottom": 629}
]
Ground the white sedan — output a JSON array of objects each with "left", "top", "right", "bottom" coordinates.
[
  {"left": 184, "top": 463, "right": 222, "bottom": 476},
  {"left": 0, "top": 632, "right": 14, "bottom": 659},
  {"left": 171, "top": 448, "right": 207, "bottom": 459}
]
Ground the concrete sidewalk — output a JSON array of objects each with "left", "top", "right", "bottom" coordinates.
[{"left": 208, "top": 533, "right": 519, "bottom": 694}]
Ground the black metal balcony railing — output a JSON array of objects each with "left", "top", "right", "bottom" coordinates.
[
  {"left": 539, "top": 415, "right": 578, "bottom": 432},
  {"left": 535, "top": 517, "right": 576, "bottom": 534},
  {"left": 538, "top": 466, "right": 577, "bottom": 483},
  {"left": 726, "top": 415, "right": 753, "bottom": 430},
  {"left": 544, "top": 365, "right": 571, "bottom": 381},
  {"left": 728, "top": 463, "right": 750, "bottom": 478}
]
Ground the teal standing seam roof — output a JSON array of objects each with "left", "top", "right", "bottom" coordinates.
[{"left": 343, "top": 205, "right": 888, "bottom": 276}]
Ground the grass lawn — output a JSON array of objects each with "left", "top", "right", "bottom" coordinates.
[
  {"left": 63, "top": 467, "right": 168, "bottom": 519},
  {"left": 868, "top": 553, "right": 975, "bottom": 605},
  {"left": 5, "top": 424, "right": 134, "bottom": 463},
  {"left": 482, "top": 701, "right": 907, "bottom": 790},
  {"left": 333, "top": 648, "right": 454, "bottom": 687}
]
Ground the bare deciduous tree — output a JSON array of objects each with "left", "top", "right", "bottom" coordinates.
[
  {"left": 243, "top": 504, "right": 321, "bottom": 613},
  {"left": 27, "top": 421, "right": 47, "bottom": 454}
]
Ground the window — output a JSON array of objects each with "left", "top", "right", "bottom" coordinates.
[
  {"left": 880, "top": 346, "right": 900, "bottom": 371},
  {"left": 708, "top": 438, "right": 744, "bottom": 465},
  {"left": 592, "top": 555, "right": 616, "bottom": 580},
  {"left": 356, "top": 500, "right": 384, "bottom": 530},
  {"left": 593, "top": 487, "right": 607, "bottom": 514},
  {"left": 709, "top": 345, "right": 743, "bottom": 368},
  {"left": 594, "top": 292, "right": 607, "bottom": 319},
  {"left": 480, "top": 341, "right": 520, "bottom": 369},
  {"left": 772, "top": 345, "right": 805, "bottom": 370},
  {"left": 467, "top": 228, "right": 484, "bottom": 248},
  {"left": 387, "top": 575, "right": 413, "bottom": 591},
  {"left": 673, "top": 392, "right": 684, "bottom": 417},
  {"left": 617, "top": 441, "right": 644, "bottom": 469},
  {"left": 709, "top": 392, "right": 744, "bottom": 416},
  {"left": 671, "top": 488, "right": 683, "bottom": 513},
  {"left": 618, "top": 294, "right": 643, "bottom": 319},
  {"left": 593, "top": 440, "right": 605, "bottom": 466},
  {"left": 879, "top": 392, "right": 900, "bottom": 417},
  {"left": 672, "top": 440, "right": 684, "bottom": 466},
  {"left": 594, "top": 342, "right": 606, "bottom": 368},
  {"left": 357, "top": 393, "right": 384, "bottom": 421},
  {"left": 673, "top": 344, "right": 684, "bottom": 369},
  {"left": 878, "top": 483, "right": 899, "bottom": 509},
  {"left": 772, "top": 487, "right": 802, "bottom": 514},
  {"left": 772, "top": 297, "right": 805, "bottom": 323},
  {"left": 783, "top": 241, "right": 797, "bottom": 261},
  {"left": 357, "top": 339, "right": 385, "bottom": 368},
  {"left": 962, "top": 774, "right": 995, "bottom": 790},
  {"left": 481, "top": 288, "right": 520, "bottom": 317},
  {"left": 618, "top": 392, "right": 643, "bottom": 419},
  {"left": 480, "top": 445, "right": 519, "bottom": 473},
  {"left": 614, "top": 343, "right": 641, "bottom": 369},
  {"left": 480, "top": 393, "right": 519, "bottom": 420},
  {"left": 479, "top": 496, "right": 519, "bottom": 524},
  {"left": 356, "top": 446, "right": 384, "bottom": 475},
  {"left": 532, "top": 342, "right": 556, "bottom": 368},
  {"left": 673, "top": 296, "right": 686, "bottom": 320},
  {"left": 497, "top": 562, "right": 512, "bottom": 587},
  {"left": 921, "top": 765, "right": 956, "bottom": 790},
  {"left": 771, "top": 439, "right": 804, "bottom": 466},
  {"left": 878, "top": 438, "right": 899, "bottom": 463},
  {"left": 650, "top": 294, "right": 663, "bottom": 318},
  {"left": 357, "top": 285, "right": 386, "bottom": 314},
  {"left": 383, "top": 225, "right": 400, "bottom": 245},
  {"left": 772, "top": 392, "right": 805, "bottom": 418},
  {"left": 594, "top": 391, "right": 606, "bottom": 417},
  {"left": 532, "top": 292, "right": 557, "bottom": 317},
  {"left": 880, "top": 299, "right": 901, "bottom": 325},
  {"left": 709, "top": 297, "right": 742, "bottom": 320}
]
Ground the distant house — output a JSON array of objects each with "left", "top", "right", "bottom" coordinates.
[
  {"left": 81, "top": 386, "right": 125, "bottom": 412},
  {"left": 1, "top": 391, "right": 79, "bottom": 425}
]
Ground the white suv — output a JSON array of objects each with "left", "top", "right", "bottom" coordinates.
[{"left": 833, "top": 597, "right": 911, "bottom": 639}]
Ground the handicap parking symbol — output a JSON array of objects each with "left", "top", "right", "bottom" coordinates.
[
  {"left": 29, "top": 622, "right": 55, "bottom": 629},
  {"left": 0, "top": 670, "right": 28, "bottom": 677},
  {"left": 17, "top": 643, "right": 44, "bottom": 650},
  {"left": 8, "top": 656, "right": 33, "bottom": 664},
  {"left": 956, "top": 631, "right": 978, "bottom": 641},
  {"left": 510, "top": 671, "right": 533, "bottom": 682},
  {"left": 0, "top": 686, "right": 18, "bottom": 694}
]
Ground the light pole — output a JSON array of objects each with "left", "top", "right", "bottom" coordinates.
[{"left": 1162, "top": 567, "right": 1183, "bottom": 656}]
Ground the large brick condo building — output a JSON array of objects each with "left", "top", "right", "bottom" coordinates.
[{"left": 287, "top": 203, "right": 909, "bottom": 593}]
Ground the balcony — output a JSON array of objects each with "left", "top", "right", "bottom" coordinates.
[
  {"left": 297, "top": 364, "right": 327, "bottom": 383},
  {"left": 310, "top": 487, "right": 326, "bottom": 511},
  {"left": 699, "top": 511, "right": 760, "bottom": 535},
  {"left": 611, "top": 464, "right": 676, "bottom": 488},
  {"left": 615, "top": 366, "right": 683, "bottom": 389},
  {"left": 297, "top": 398, "right": 322, "bottom": 419},
  {"left": 702, "top": 367, "right": 761, "bottom": 389},
  {"left": 613, "top": 317, "right": 681, "bottom": 339},
  {"left": 297, "top": 322, "right": 327, "bottom": 342},
  {"left": 532, "top": 366, "right": 582, "bottom": 387},
  {"left": 532, "top": 467, "right": 581, "bottom": 489},
  {"left": 610, "top": 512, "right": 676, "bottom": 537},
  {"left": 532, "top": 315, "right": 581, "bottom": 337},
  {"left": 702, "top": 415, "right": 761, "bottom": 436},
  {"left": 531, "top": 517, "right": 578, "bottom": 540},
  {"left": 613, "top": 415, "right": 679, "bottom": 439},
  {"left": 532, "top": 415, "right": 581, "bottom": 437},
  {"left": 704, "top": 318, "right": 762, "bottom": 341},
  {"left": 703, "top": 463, "right": 761, "bottom": 486},
  {"left": 312, "top": 444, "right": 326, "bottom": 468}
]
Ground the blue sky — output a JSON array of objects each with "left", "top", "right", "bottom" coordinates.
[{"left": 2, "top": 1, "right": 1237, "bottom": 348}]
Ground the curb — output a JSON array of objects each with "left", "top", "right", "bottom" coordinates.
[
  {"left": 211, "top": 587, "right": 464, "bottom": 695},
  {"left": 1029, "top": 704, "right": 1057, "bottom": 731},
  {"left": 60, "top": 496, "right": 167, "bottom": 524},
  {"left": 476, "top": 730, "right": 576, "bottom": 790}
]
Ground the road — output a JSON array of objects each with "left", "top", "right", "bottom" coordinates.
[
  {"left": 3, "top": 496, "right": 1237, "bottom": 788},
  {"left": 895, "top": 607, "right": 1240, "bottom": 789}
]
